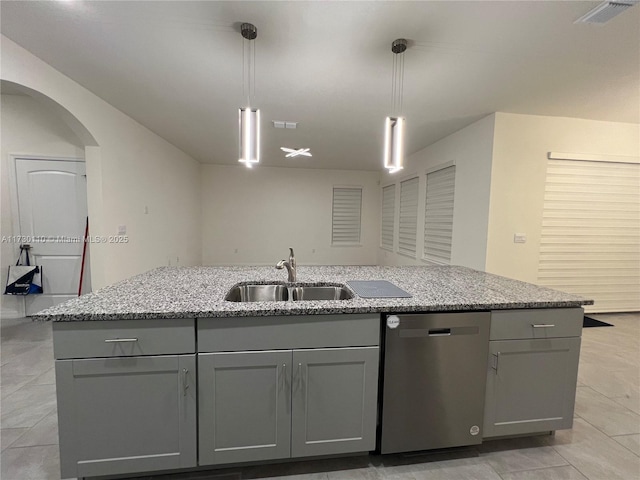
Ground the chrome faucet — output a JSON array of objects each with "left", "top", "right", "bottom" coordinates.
[{"left": 276, "top": 247, "right": 296, "bottom": 282}]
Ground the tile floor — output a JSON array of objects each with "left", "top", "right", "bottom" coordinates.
[{"left": 1, "top": 313, "right": 638, "bottom": 480}]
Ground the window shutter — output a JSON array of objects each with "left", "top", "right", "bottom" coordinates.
[
  {"left": 398, "top": 177, "right": 419, "bottom": 257},
  {"left": 332, "top": 187, "right": 362, "bottom": 245},
  {"left": 424, "top": 166, "right": 456, "bottom": 264},
  {"left": 381, "top": 185, "right": 395, "bottom": 250},
  {"left": 538, "top": 159, "right": 640, "bottom": 313}
]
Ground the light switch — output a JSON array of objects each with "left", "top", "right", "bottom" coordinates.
[{"left": 514, "top": 233, "right": 527, "bottom": 244}]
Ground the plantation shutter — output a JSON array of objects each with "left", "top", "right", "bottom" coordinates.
[
  {"left": 398, "top": 177, "right": 419, "bottom": 257},
  {"left": 331, "top": 187, "right": 362, "bottom": 244},
  {"left": 424, "top": 166, "right": 456, "bottom": 264},
  {"left": 538, "top": 159, "right": 640, "bottom": 313},
  {"left": 381, "top": 184, "right": 395, "bottom": 250}
]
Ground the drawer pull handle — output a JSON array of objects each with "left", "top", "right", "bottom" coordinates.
[
  {"left": 104, "top": 338, "right": 138, "bottom": 343},
  {"left": 532, "top": 324, "right": 555, "bottom": 328}
]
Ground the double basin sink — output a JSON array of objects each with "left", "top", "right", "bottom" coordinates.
[{"left": 226, "top": 283, "right": 354, "bottom": 302}]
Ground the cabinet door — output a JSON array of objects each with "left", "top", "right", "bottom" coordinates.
[
  {"left": 483, "top": 337, "right": 581, "bottom": 438},
  {"left": 56, "top": 355, "right": 196, "bottom": 479},
  {"left": 291, "top": 347, "right": 379, "bottom": 458},
  {"left": 198, "top": 350, "right": 292, "bottom": 465}
]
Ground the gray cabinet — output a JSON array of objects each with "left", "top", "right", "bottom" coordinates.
[
  {"left": 291, "top": 347, "right": 379, "bottom": 458},
  {"left": 53, "top": 319, "right": 197, "bottom": 479},
  {"left": 483, "top": 308, "right": 582, "bottom": 438},
  {"left": 56, "top": 354, "right": 197, "bottom": 479},
  {"left": 198, "top": 346, "right": 379, "bottom": 466},
  {"left": 197, "top": 314, "right": 380, "bottom": 467},
  {"left": 198, "top": 350, "right": 292, "bottom": 465}
]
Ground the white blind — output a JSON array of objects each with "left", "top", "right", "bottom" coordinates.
[
  {"left": 381, "top": 184, "right": 395, "bottom": 250},
  {"left": 538, "top": 159, "right": 640, "bottom": 313},
  {"left": 398, "top": 177, "right": 419, "bottom": 257},
  {"left": 424, "top": 166, "right": 456, "bottom": 264},
  {"left": 331, "top": 187, "right": 362, "bottom": 245}
]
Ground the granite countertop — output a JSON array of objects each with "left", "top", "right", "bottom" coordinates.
[{"left": 32, "top": 265, "right": 593, "bottom": 322}]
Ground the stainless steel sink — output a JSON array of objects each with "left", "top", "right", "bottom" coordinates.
[
  {"left": 290, "top": 285, "right": 353, "bottom": 301},
  {"left": 225, "top": 283, "right": 353, "bottom": 302},
  {"left": 224, "top": 284, "right": 288, "bottom": 302}
]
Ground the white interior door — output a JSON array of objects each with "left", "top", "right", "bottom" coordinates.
[{"left": 15, "top": 158, "right": 89, "bottom": 316}]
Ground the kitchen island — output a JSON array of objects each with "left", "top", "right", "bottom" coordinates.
[{"left": 34, "top": 265, "right": 592, "bottom": 480}]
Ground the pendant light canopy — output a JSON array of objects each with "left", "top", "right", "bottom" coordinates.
[
  {"left": 384, "top": 38, "right": 408, "bottom": 173},
  {"left": 239, "top": 23, "right": 260, "bottom": 167}
]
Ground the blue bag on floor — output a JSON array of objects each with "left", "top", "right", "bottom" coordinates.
[{"left": 4, "top": 245, "right": 43, "bottom": 295}]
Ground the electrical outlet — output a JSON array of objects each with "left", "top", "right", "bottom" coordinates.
[{"left": 514, "top": 233, "right": 527, "bottom": 244}]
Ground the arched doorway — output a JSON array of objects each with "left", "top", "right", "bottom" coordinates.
[{"left": 1, "top": 80, "right": 100, "bottom": 317}]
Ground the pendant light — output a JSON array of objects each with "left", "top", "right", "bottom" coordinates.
[
  {"left": 239, "top": 23, "right": 260, "bottom": 167},
  {"left": 384, "top": 38, "right": 408, "bottom": 173}
]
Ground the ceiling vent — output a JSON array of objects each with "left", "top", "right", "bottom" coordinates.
[
  {"left": 574, "top": 1, "right": 639, "bottom": 24},
  {"left": 272, "top": 121, "right": 298, "bottom": 129}
]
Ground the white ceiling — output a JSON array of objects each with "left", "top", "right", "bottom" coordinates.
[{"left": 1, "top": 1, "right": 638, "bottom": 171}]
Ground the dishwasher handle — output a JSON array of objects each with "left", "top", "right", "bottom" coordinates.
[
  {"left": 428, "top": 328, "right": 451, "bottom": 336},
  {"left": 398, "top": 326, "right": 479, "bottom": 338}
]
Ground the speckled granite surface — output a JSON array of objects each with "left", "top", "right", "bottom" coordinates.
[{"left": 32, "top": 265, "right": 592, "bottom": 321}]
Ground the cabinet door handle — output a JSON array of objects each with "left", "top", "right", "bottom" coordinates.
[
  {"left": 104, "top": 338, "right": 138, "bottom": 343},
  {"left": 532, "top": 324, "right": 555, "bottom": 328},
  {"left": 182, "top": 368, "right": 189, "bottom": 396},
  {"left": 281, "top": 363, "right": 287, "bottom": 390},
  {"left": 492, "top": 352, "right": 501, "bottom": 373},
  {"left": 282, "top": 363, "right": 290, "bottom": 413}
]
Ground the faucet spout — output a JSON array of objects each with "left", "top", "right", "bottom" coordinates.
[
  {"left": 289, "top": 248, "right": 296, "bottom": 270},
  {"left": 276, "top": 247, "right": 297, "bottom": 282}
]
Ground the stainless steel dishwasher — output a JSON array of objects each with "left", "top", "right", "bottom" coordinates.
[{"left": 379, "top": 312, "right": 491, "bottom": 454}]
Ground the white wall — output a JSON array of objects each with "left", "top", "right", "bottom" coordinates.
[
  {"left": 486, "top": 112, "right": 640, "bottom": 283},
  {"left": 378, "top": 114, "right": 495, "bottom": 271},
  {"left": 0, "top": 94, "right": 86, "bottom": 317},
  {"left": 202, "top": 165, "right": 380, "bottom": 266},
  {"left": 1, "top": 36, "right": 202, "bottom": 291}
]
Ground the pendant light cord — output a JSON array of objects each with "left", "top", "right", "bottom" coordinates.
[
  {"left": 398, "top": 51, "right": 404, "bottom": 116},
  {"left": 241, "top": 23, "right": 257, "bottom": 107},
  {"left": 391, "top": 39, "right": 407, "bottom": 117},
  {"left": 391, "top": 52, "right": 397, "bottom": 116},
  {"left": 243, "top": 36, "right": 247, "bottom": 104},
  {"left": 242, "top": 37, "right": 254, "bottom": 106}
]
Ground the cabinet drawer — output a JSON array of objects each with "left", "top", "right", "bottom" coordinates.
[
  {"left": 490, "top": 308, "right": 583, "bottom": 340},
  {"left": 198, "top": 314, "right": 380, "bottom": 352},
  {"left": 53, "top": 319, "right": 195, "bottom": 359}
]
